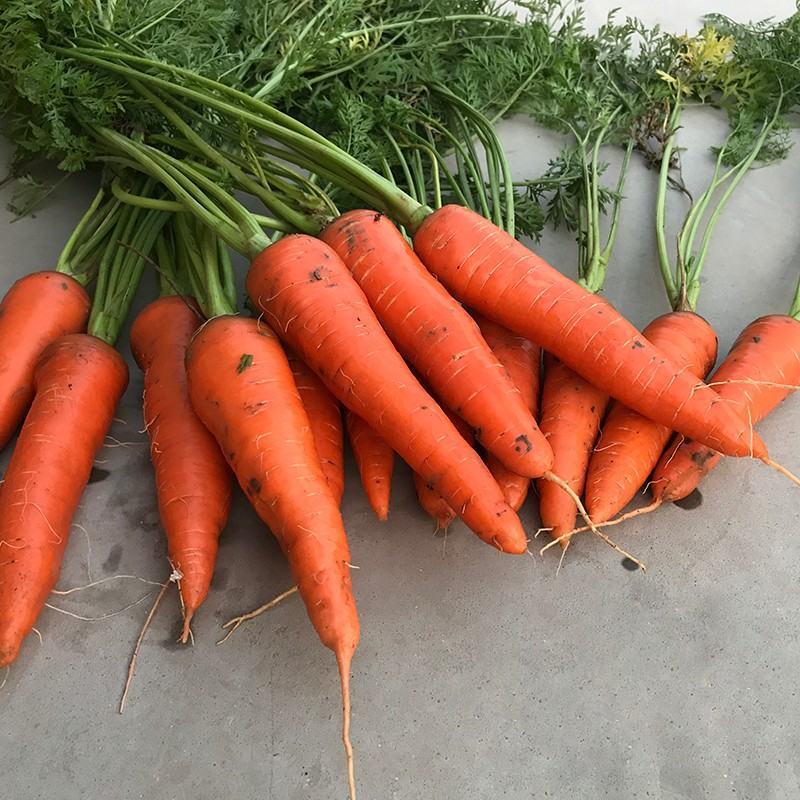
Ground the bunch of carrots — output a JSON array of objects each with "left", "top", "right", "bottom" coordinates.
[{"left": 0, "top": 5, "right": 799, "bottom": 799}]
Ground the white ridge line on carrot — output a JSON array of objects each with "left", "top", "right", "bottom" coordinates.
[
  {"left": 707, "top": 378, "right": 800, "bottom": 390},
  {"left": 216, "top": 585, "right": 299, "bottom": 645},
  {"left": 119, "top": 576, "right": 175, "bottom": 714},
  {"left": 45, "top": 591, "right": 155, "bottom": 621}
]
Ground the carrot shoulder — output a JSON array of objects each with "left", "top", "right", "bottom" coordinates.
[
  {"left": 413, "top": 205, "right": 764, "bottom": 460},
  {"left": 0, "top": 272, "right": 90, "bottom": 450},
  {"left": 321, "top": 210, "right": 552, "bottom": 478},
  {"left": 0, "top": 334, "right": 128, "bottom": 667},
  {"left": 130, "top": 296, "right": 232, "bottom": 641},
  {"left": 246, "top": 234, "right": 527, "bottom": 554}
]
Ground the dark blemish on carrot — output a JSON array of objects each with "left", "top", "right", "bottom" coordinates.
[
  {"left": 68, "top": 383, "right": 73, "bottom": 390},
  {"left": 61, "top": 281, "right": 69, "bottom": 290},
  {"left": 514, "top": 434, "right": 532, "bottom": 453},
  {"left": 247, "top": 477, "right": 262, "bottom": 495},
  {"left": 89, "top": 467, "right": 110, "bottom": 484},
  {"left": 102, "top": 543, "right": 123, "bottom": 572},
  {"left": 345, "top": 232, "right": 357, "bottom": 252},
  {"left": 309, "top": 268, "right": 323, "bottom": 282},
  {"left": 227, "top": 451, "right": 236, "bottom": 462},
  {"left": 632, "top": 340, "right": 645, "bottom": 349},
  {"left": 237, "top": 354, "right": 254, "bottom": 373},
  {"left": 690, "top": 449, "right": 715, "bottom": 468},
  {"left": 426, "top": 482, "right": 435, "bottom": 491},
  {"left": 621, "top": 557, "right": 640, "bottom": 571},
  {"left": 590, "top": 405, "right": 596, "bottom": 413},
  {"left": 372, "top": 212, "right": 382, "bottom": 222},
  {"left": 674, "top": 489, "right": 703, "bottom": 510},
  {"left": 322, "top": 252, "right": 330, "bottom": 260},
  {"left": 752, "top": 335, "right": 761, "bottom": 343},
  {"left": 420, "top": 405, "right": 428, "bottom": 410},
  {"left": 325, "top": 283, "right": 338, "bottom": 288}
]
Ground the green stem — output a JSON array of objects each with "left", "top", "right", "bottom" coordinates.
[
  {"left": 684, "top": 114, "right": 780, "bottom": 311},
  {"left": 111, "top": 178, "right": 184, "bottom": 211},
  {"left": 60, "top": 48, "right": 429, "bottom": 230},
  {"left": 790, "top": 273, "right": 800, "bottom": 320},
  {"left": 56, "top": 187, "right": 107, "bottom": 283},
  {"left": 89, "top": 200, "right": 169, "bottom": 345},
  {"left": 655, "top": 99, "right": 682, "bottom": 308},
  {"left": 155, "top": 227, "right": 178, "bottom": 297},
  {"left": 93, "top": 127, "right": 260, "bottom": 256}
]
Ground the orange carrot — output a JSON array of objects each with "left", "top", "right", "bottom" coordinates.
[
  {"left": 321, "top": 210, "right": 553, "bottom": 478},
  {"left": 289, "top": 353, "right": 345, "bottom": 505},
  {"left": 650, "top": 314, "right": 800, "bottom": 504},
  {"left": 535, "top": 354, "right": 609, "bottom": 547},
  {"left": 473, "top": 314, "right": 540, "bottom": 510},
  {"left": 186, "top": 315, "right": 359, "bottom": 793},
  {"left": 130, "top": 296, "right": 232, "bottom": 641},
  {"left": 246, "top": 234, "right": 528, "bottom": 554},
  {"left": 412, "top": 205, "right": 765, "bottom": 460},
  {"left": 584, "top": 311, "right": 718, "bottom": 522},
  {"left": 0, "top": 272, "right": 90, "bottom": 450},
  {"left": 413, "top": 410, "right": 473, "bottom": 532},
  {"left": 0, "top": 335, "right": 128, "bottom": 667},
  {"left": 345, "top": 411, "right": 393, "bottom": 520}
]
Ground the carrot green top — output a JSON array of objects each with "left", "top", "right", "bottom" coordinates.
[
  {"left": 86, "top": 176, "right": 169, "bottom": 345},
  {"left": 651, "top": 28, "right": 789, "bottom": 313},
  {"left": 790, "top": 273, "right": 800, "bottom": 321}
]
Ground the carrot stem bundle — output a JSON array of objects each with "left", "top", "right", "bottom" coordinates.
[{"left": 72, "top": 51, "right": 768, "bottom": 464}]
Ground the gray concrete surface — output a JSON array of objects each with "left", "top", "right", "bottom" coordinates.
[{"left": 1, "top": 2, "right": 799, "bottom": 798}]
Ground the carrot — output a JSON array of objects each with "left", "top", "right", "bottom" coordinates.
[
  {"left": 345, "top": 411, "right": 393, "bottom": 521},
  {"left": 246, "top": 234, "right": 528, "bottom": 555},
  {"left": 0, "top": 272, "right": 90, "bottom": 450},
  {"left": 584, "top": 311, "right": 718, "bottom": 522},
  {"left": 0, "top": 188, "right": 166, "bottom": 667},
  {"left": 412, "top": 205, "right": 766, "bottom": 460},
  {"left": 413, "top": 410, "right": 473, "bottom": 532},
  {"left": 290, "top": 353, "right": 345, "bottom": 505},
  {"left": 650, "top": 313, "right": 800, "bottom": 504},
  {"left": 130, "top": 295, "right": 232, "bottom": 642},
  {"left": 185, "top": 315, "right": 359, "bottom": 795},
  {"left": 0, "top": 334, "right": 128, "bottom": 667},
  {"left": 320, "top": 210, "right": 553, "bottom": 478},
  {"left": 473, "top": 314, "right": 540, "bottom": 510},
  {"left": 535, "top": 354, "right": 609, "bottom": 547},
  {"left": 413, "top": 475, "right": 456, "bottom": 533}
]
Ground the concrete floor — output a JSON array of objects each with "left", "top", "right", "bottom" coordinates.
[{"left": 1, "top": 2, "right": 800, "bottom": 798}]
